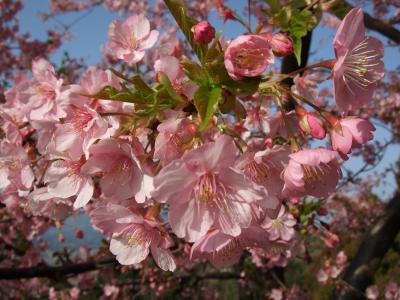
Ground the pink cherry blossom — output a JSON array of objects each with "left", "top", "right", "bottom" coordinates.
[
  {"left": 23, "top": 58, "right": 65, "bottom": 122},
  {"left": 0, "top": 110, "right": 24, "bottom": 146},
  {"left": 236, "top": 145, "right": 290, "bottom": 218},
  {"left": 44, "top": 157, "right": 94, "bottom": 209},
  {"left": 243, "top": 102, "right": 271, "bottom": 134},
  {"left": 366, "top": 285, "right": 379, "bottom": 300},
  {"left": 224, "top": 34, "right": 274, "bottom": 80},
  {"left": 90, "top": 203, "right": 176, "bottom": 271},
  {"left": 0, "top": 142, "right": 34, "bottom": 193},
  {"left": 81, "top": 139, "right": 144, "bottom": 202},
  {"left": 333, "top": 8, "right": 384, "bottom": 113},
  {"left": 331, "top": 118, "right": 375, "bottom": 155},
  {"left": 154, "top": 111, "right": 196, "bottom": 166},
  {"left": 261, "top": 206, "right": 296, "bottom": 241},
  {"left": 190, "top": 224, "right": 270, "bottom": 268},
  {"left": 152, "top": 135, "right": 265, "bottom": 242},
  {"left": 26, "top": 187, "right": 72, "bottom": 221},
  {"left": 107, "top": 14, "right": 159, "bottom": 64},
  {"left": 283, "top": 148, "right": 342, "bottom": 198},
  {"left": 269, "top": 289, "right": 283, "bottom": 300},
  {"left": 65, "top": 65, "right": 123, "bottom": 112},
  {"left": 291, "top": 71, "right": 323, "bottom": 102},
  {"left": 154, "top": 56, "right": 196, "bottom": 99},
  {"left": 385, "top": 282, "right": 400, "bottom": 300},
  {"left": 53, "top": 105, "right": 119, "bottom": 160}
]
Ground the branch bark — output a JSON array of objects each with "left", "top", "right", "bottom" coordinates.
[
  {"left": 332, "top": 191, "right": 400, "bottom": 300},
  {"left": 326, "top": 0, "right": 400, "bottom": 44},
  {"left": 0, "top": 258, "right": 116, "bottom": 280}
]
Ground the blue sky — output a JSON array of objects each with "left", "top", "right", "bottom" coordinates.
[{"left": 18, "top": 1, "right": 399, "bottom": 200}]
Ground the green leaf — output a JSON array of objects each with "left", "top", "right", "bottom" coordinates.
[
  {"left": 292, "top": 35, "right": 302, "bottom": 65},
  {"left": 264, "top": 0, "right": 281, "bottom": 13},
  {"left": 181, "top": 60, "right": 209, "bottom": 86},
  {"left": 158, "top": 72, "right": 185, "bottom": 103},
  {"left": 129, "top": 75, "right": 154, "bottom": 96},
  {"left": 164, "top": 0, "right": 208, "bottom": 62},
  {"left": 204, "top": 32, "right": 222, "bottom": 62},
  {"left": 83, "top": 85, "right": 145, "bottom": 103},
  {"left": 286, "top": 9, "right": 318, "bottom": 65},
  {"left": 194, "top": 86, "right": 222, "bottom": 131}
]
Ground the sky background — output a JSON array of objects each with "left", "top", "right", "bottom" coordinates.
[{"left": 15, "top": 1, "right": 400, "bottom": 253}]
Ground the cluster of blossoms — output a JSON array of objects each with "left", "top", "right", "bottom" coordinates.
[
  {"left": 366, "top": 282, "right": 400, "bottom": 300},
  {"left": 316, "top": 251, "right": 348, "bottom": 285},
  {"left": 0, "top": 3, "right": 384, "bottom": 276}
]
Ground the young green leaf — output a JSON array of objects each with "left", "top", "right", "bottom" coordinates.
[
  {"left": 181, "top": 60, "right": 209, "bottom": 86},
  {"left": 194, "top": 86, "right": 222, "bottom": 131},
  {"left": 164, "top": 0, "right": 208, "bottom": 62},
  {"left": 158, "top": 72, "right": 186, "bottom": 104}
]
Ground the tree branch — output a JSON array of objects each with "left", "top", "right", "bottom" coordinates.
[
  {"left": 0, "top": 258, "right": 117, "bottom": 280},
  {"left": 332, "top": 191, "right": 400, "bottom": 300},
  {"left": 326, "top": 1, "right": 400, "bottom": 44}
]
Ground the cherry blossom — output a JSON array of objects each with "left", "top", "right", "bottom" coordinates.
[
  {"left": 152, "top": 135, "right": 265, "bottom": 242},
  {"left": 283, "top": 148, "right": 342, "bottom": 198},
  {"left": 224, "top": 34, "right": 274, "bottom": 80},
  {"left": 91, "top": 203, "right": 176, "bottom": 271},
  {"left": 81, "top": 139, "right": 144, "bottom": 202},
  {"left": 107, "top": 14, "right": 159, "bottom": 64},
  {"left": 330, "top": 117, "right": 375, "bottom": 155},
  {"left": 43, "top": 157, "right": 94, "bottom": 209},
  {"left": 333, "top": 8, "right": 384, "bottom": 113}
]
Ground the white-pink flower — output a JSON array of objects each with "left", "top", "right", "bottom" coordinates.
[
  {"left": 154, "top": 56, "right": 196, "bottom": 99},
  {"left": 236, "top": 145, "right": 290, "bottom": 218},
  {"left": 90, "top": 203, "right": 176, "bottom": 271},
  {"left": 330, "top": 118, "right": 375, "bottom": 155},
  {"left": 44, "top": 158, "right": 94, "bottom": 209},
  {"left": 261, "top": 206, "right": 296, "bottom": 241},
  {"left": 81, "top": 139, "right": 144, "bottom": 202},
  {"left": 53, "top": 105, "right": 118, "bottom": 160},
  {"left": 154, "top": 111, "right": 196, "bottom": 166},
  {"left": 152, "top": 135, "right": 265, "bottom": 242},
  {"left": 64, "top": 65, "right": 126, "bottom": 113},
  {"left": 107, "top": 14, "right": 159, "bottom": 64},
  {"left": 23, "top": 58, "right": 65, "bottom": 122},
  {"left": 283, "top": 148, "right": 342, "bottom": 198}
]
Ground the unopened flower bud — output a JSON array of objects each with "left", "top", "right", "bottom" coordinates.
[
  {"left": 317, "top": 207, "right": 328, "bottom": 216},
  {"left": 296, "top": 107, "right": 326, "bottom": 139},
  {"left": 191, "top": 21, "right": 215, "bottom": 44},
  {"left": 58, "top": 233, "right": 65, "bottom": 243},
  {"left": 270, "top": 32, "right": 293, "bottom": 57},
  {"left": 74, "top": 228, "right": 84, "bottom": 239},
  {"left": 322, "top": 111, "right": 343, "bottom": 135}
]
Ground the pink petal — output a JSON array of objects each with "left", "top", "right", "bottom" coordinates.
[
  {"left": 333, "top": 8, "right": 365, "bottom": 51},
  {"left": 73, "top": 179, "right": 94, "bottom": 209},
  {"left": 169, "top": 199, "right": 213, "bottom": 243},
  {"left": 150, "top": 247, "right": 176, "bottom": 272},
  {"left": 110, "top": 236, "right": 150, "bottom": 265}
]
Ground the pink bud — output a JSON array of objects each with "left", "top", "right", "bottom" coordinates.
[
  {"left": 74, "top": 228, "right": 84, "bottom": 239},
  {"left": 270, "top": 32, "right": 293, "bottom": 57},
  {"left": 58, "top": 233, "right": 65, "bottom": 243},
  {"left": 297, "top": 110, "right": 326, "bottom": 140},
  {"left": 191, "top": 21, "right": 215, "bottom": 44},
  {"left": 317, "top": 207, "right": 328, "bottom": 216}
]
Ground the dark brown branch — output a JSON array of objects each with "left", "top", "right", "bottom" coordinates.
[
  {"left": 326, "top": 1, "right": 400, "bottom": 44},
  {"left": 332, "top": 191, "right": 400, "bottom": 300},
  {"left": 280, "top": 31, "right": 313, "bottom": 111},
  {"left": 0, "top": 258, "right": 117, "bottom": 280}
]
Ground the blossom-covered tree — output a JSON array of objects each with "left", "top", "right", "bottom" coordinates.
[{"left": 1, "top": 0, "right": 400, "bottom": 299}]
